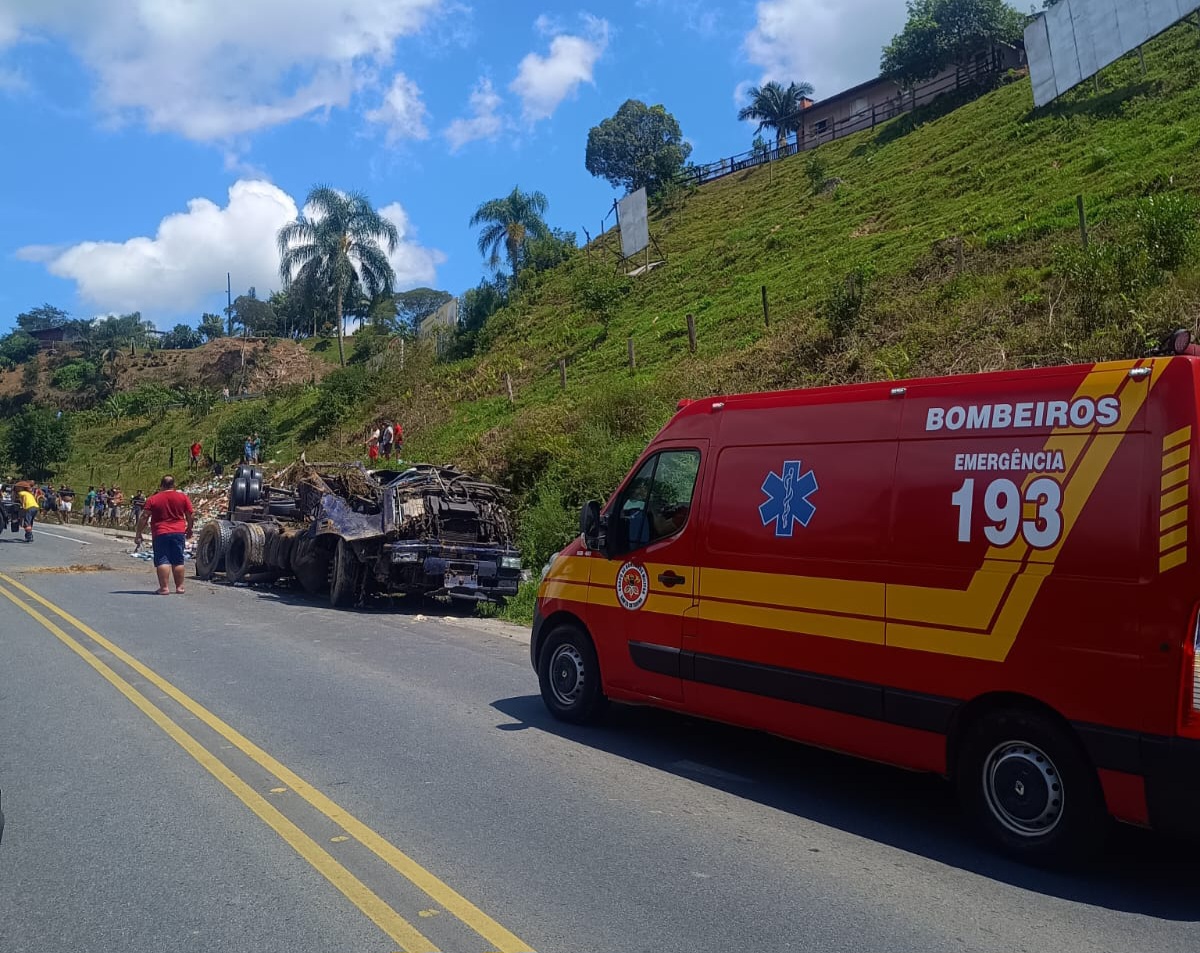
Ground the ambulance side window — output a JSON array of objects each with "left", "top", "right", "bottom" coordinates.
[{"left": 612, "top": 449, "right": 700, "bottom": 555}]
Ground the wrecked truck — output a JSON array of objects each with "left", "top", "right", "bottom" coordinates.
[{"left": 194, "top": 462, "right": 522, "bottom": 607}]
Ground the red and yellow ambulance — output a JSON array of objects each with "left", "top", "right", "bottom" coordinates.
[{"left": 533, "top": 356, "right": 1200, "bottom": 861}]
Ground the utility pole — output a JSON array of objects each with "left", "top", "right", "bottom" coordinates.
[{"left": 226, "top": 272, "right": 233, "bottom": 336}]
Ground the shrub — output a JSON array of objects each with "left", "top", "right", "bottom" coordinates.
[
  {"left": 306, "top": 364, "right": 376, "bottom": 437},
  {"left": 1135, "top": 193, "right": 1200, "bottom": 272},
  {"left": 570, "top": 265, "right": 631, "bottom": 331},
  {"left": 1055, "top": 239, "right": 1158, "bottom": 329},
  {"left": 50, "top": 360, "right": 97, "bottom": 392},
  {"left": 805, "top": 154, "right": 829, "bottom": 192},
  {"left": 824, "top": 264, "right": 876, "bottom": 337}
]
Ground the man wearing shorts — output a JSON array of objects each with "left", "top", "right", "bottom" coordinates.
[
  {"left": 134, "top": 475, "right": 195, "bottom": 595},
  {"left": 17, "top": 483, "right": 39, "bottom": 542}
]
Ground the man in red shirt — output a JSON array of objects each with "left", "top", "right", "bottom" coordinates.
[
  {"left": 133, "top": 475, "right": 195, "bottom": 595},
  {"left": 190, "top": 440, "right": 202, "bottom": 468}
]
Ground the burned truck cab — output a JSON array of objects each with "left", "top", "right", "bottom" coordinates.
[{"left": 379, "top": 466, "right": 521, "bottom": 601}]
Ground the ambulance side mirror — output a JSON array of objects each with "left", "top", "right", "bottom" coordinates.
[{"left": 580, "top": 500, "right": 603, "bottom": 553}]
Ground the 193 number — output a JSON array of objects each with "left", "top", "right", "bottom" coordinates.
[{"left": 951, "top": 477, "right": 1063, "bottom": 549}]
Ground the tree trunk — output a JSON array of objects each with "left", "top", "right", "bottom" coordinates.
[{"left": 335, "top": 293, "right": 346, "bottom": 367}]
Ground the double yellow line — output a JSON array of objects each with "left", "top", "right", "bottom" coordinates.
[{"left": 0, "top": 572, "right": 533, "bottom": 953}]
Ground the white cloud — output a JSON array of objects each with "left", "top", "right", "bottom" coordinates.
[
  {"left": 510, "top": 15, "right": 609, "bottom": 122},
  {"left": 18, "top": 181, "right": 444, "bottom": 316},
  {"left": 378, "top": 203, "right": 446, "bottom": 287},
  {"left": 0, "top": 0, "right": 442, "bottom": 141},
  {"left": 743, "top": 0, "right": 909, "bottom": 100},
  {"left": 444, "top": 77, "right": 504, "bottom": 152},
  {"left": 365, "top": 72, "right": 430, "bottom": 142}
]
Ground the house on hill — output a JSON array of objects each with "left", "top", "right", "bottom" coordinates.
[
  {"left": 797, "top": 43, "right": 1027, "bottom": 151},
  {"left": 26, "top": 325, "right": 82, "bottom": 350}
]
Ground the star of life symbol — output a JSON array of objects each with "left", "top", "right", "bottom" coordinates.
[{"left": 759, "top": 460, "right": 818, "bottom": 537}]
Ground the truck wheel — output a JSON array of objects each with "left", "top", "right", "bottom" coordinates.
[
  {"left": 229, "top": 478, "right": 249, "bottom": 510},
  {"left": 245, "top": 478, "right": 263, "bottom": 506},
  {"left": 290, "top": 536, "right": 331, "bottom": 595},
  {"left": 227, "top": 522, "right": 271, "bottom": 583},
  {"left": 537, "top": 625, "right": 607, "bottom": 724},
  {"left": 328, "top": 538, "right": 362, "bottom": 608},
  {"left": 194, "top": 519, "right": 233, "bottom": 579},
  {"left": 956, "top": 709, "right": 1106, "bottom": 865}
]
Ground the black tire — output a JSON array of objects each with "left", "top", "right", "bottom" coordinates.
[
  {"left": 290, "top": 536, "right": 331, "bottom": 595},
  {"left": 245, "top": 478, "right": 263, "bottom": 506},
  {"left": 194, "top": 519, "right": 233, "bottom": 580},
  {"left": 956, "top": 709, "right": 1107, "bottom": 865},
  {"left": 537, "top": 624, "right": 607, "bottom": 724},
  {"left": 234, "top": 465, "right": 252, "bottom": 481},
  {"left": 249, "top": 467, "right": 264, "bottom": 482},
  {"left": 328, "top": 538, "right": 362, "bottom": 608},
  {"left": 267, "top": 501, "right": 299, "bottom": 519},
  {"left": 229, "top": 478, "right": 249, "bottom": 511},
  {"left": 227, "top": 522, "right": 271, "bottom": 583}
]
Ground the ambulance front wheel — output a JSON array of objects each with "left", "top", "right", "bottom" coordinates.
[
  {"left": 538, "top": 625, "right": 607, "bottom": 724},
  {"left": 957, "top": 709, "right": 1107, "bottom": 865}
]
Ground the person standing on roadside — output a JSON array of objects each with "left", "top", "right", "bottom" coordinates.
[
  {"left": 17, "top": 483, "right": 39, "bottom": 542},
  {"left": 379, "top": 421, "right": 393, "bottom": 461},
  {"left": 131, "top": 490, "right": 146, "bottom": 525},
  {"left": 108, "top": 486, "right": 124, "bottom": 525},
  {"left": 83, "top": 486, "right": 96, "bottom": 525},
  {"left": 134, "top": 475, "right": 194, "bottom": 595},
  {"left": 243, "top": 435, "right": 254, "bottom": 464}
]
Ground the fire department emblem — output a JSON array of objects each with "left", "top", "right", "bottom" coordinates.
[
  {"left": 616, "top": 561, "right": 650, "bottom": 611},
  {"left": 760, "top": 460, "right": 818, "bottom": 537}
]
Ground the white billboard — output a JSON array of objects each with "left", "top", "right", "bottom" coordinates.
[
  {"left": 617, "top": 187, "right": 650, "bottom": 259},
  {"left": 1027, "top": 0, "right": 1200, "bottom": 107}
]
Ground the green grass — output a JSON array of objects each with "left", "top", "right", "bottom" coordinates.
[{"left": 34, "top": 24, "right": 1200, "bottom": 621}]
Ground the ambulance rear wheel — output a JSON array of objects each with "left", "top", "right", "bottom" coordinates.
[
  {"left": 957, "top": 709, "right": 1106, "bottom": 865},
  {"left": 538, "top": 625, "right": 606, "bottom": 724}
]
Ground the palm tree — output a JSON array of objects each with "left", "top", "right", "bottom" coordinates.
[
  {"left": 738, "top": 80, "right": 815, "bottom": 151},
  {"left": 469, "top": 187, "right": 551, "bottom": 281},
  {"left": 277, "top": 186, "right": 399, "bottom": 367}
]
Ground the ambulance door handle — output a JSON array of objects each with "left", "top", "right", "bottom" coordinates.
[{"left": 658, "top": 571, "right": 687, "bottom": 588}]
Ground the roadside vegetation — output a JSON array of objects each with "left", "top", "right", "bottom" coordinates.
[{"left": 5, "top": 19, "right": 1200, "bottom": 623}]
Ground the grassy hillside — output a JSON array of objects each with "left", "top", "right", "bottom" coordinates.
[{"left": 23, "top": 22, "right": 1200, "bottom": 618}]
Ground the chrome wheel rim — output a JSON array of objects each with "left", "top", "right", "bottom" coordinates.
[
  {"left": 983, "top": 740, "right": 1064, "bottom": 837},
  {"left": 549, "top": 643, "right": 585, "bottom": 707}
]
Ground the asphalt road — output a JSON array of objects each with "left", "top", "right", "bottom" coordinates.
[{"left": 0, "top": 520, "right": 1195, "bottom": 953}]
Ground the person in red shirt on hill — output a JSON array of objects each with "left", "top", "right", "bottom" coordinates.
[
  {"left": 190, "top": 440, "right": 202, "bottom": 468},
  {"left": 133, "top": 474, "right": 195, "bottom": 595}
]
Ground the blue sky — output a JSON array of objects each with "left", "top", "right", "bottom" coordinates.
[{"left": 0, "top": 0, "right": 921, "bottom": 333}]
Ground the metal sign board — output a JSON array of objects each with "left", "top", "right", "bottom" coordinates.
[
  {"left": 1027, "top": 0, "right": 1200, "bottom": 107},
  {"left": 617, "top": 188, "right": 650, "bottom": 260}
]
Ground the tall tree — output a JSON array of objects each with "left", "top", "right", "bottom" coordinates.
[
  {"left": 737, "top": 81, "right": 815, "bottom": 150},
  {"left": 198, "top": 313, "right": 226, "bottom": 342},
  {"left": 277, "top": 187, "right": 399, "bottom": 367},
  {"left": 469, "top": 187, "right": 551, "bottom": 279},
  {"left": 14, "top": 303, "right": 69, "bottom": 333},
  {"left": 585, "top": 100, "right": 692, "bottom": 196},
  {"left": 882, "top": 0, "right": 1025, "bottom": 88},
  {"left": 395, "top": 288, "right": 453, "bottom": 332},
  {"left": 2, "top": 407, "right": 72, "bottom": 480}
]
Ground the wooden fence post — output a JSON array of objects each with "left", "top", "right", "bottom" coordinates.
[
  {"left": 1077, "top": 195, "right": 1089, "bottom": 250},
  {"left": 558, "top": 359, "right": 567, "bottom": 389},
  {"left": 956, "top": 236, "right": 965, "bottom": 273},
  {"left": 761, "top": 286, "right": 770, "bottom": 329},
  {"left": 1138, "top": 45, "right": 1146, "bottom": 75},
  {"left": 505, "top": 372, "right": 515, "bottom": 404},
  {"left": 686, "top": 314, "right": 696, "bottom": 354},
  {"left": 627, "top": 336, "right": 635, "bottom": 370}
]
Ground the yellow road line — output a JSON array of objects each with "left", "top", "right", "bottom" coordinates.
[
  {"left": 0, "top": 580, "right": 438, "bottom": 953},
  {"left": 1, "top": 572, "right": 534, "bottom": 953}
]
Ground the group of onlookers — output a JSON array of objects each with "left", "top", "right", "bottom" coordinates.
[
  {"left": 19, "top": 483, "right": 146, "bottom": 526},
  {"left": 366, "top": 421, "right": 403, "bottom": 464},
  {"left": 243, "top": 433, "right": 263, "bottom": 465}
]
